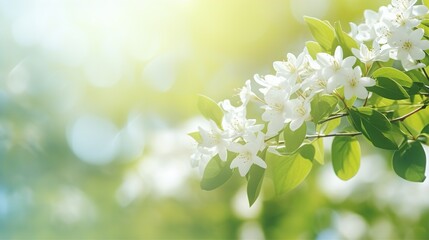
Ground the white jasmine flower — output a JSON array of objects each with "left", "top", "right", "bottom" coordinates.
[
  {"left": 261, "top": 95, "right": 288, "bottom": 137},
  {"left": 342, "top": 67, "right": 375, "bottom": 100},
  {"left": 239, "top": 80, "right": 258, "bottom": 106},
  {"left": 229, "top": 133, "right": 267, "bottom": 176},
  {"left": 389, "top": 28, "right": 429, "bottom": 66},
  {"left": 352, "top": 42, "right": 389, "bottom": 66},
  {"left": 304, "top": 70, "right": 331, "bottom": 94},
  {"left": 220, "top": 100, "right": 264, "bottom": 141},
  {"left": 285, "top": 98, "right": 311, "bottom": 131},
  {"left": 317, "top": 46, "right": 356, "bottom": 92},
  {"left": 253, "top": 74, "right": 288, "bottom": 96},
  {"left": 198, "top": 120, "right": 230, "bottom": 161},
  {"left": 273, "top": 52, "right": 306, "bottom": 85},
  {"left": 191, "top": 147, "right": 215, "bottom": 175}
]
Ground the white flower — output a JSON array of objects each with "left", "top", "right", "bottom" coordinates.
[
  {"left": 191, "top": 147, "right": 215, "bottom": 175},
  {"left": 352, "top": 42, "right": 389, "bottom": 66},
  {"left": 261, "top": 86, "right": 290, "bottom": 137},
  {"left": 254, "top": 74, "right": 288, "bottom": 96},
  {"left": 198, "top": 120, "right": 230, "bottom": 161},
  {"left": 342, "top": 67, "right": 375, "bottom": 100},
  {"left": 273, "top": 52, "right": 306, "bottom": 85},
  {"left": 285, "top": 98, "right": 311, "bottom": 131},
  {"left": 317, "top": 46, "right": 356, "bottom": 92},
  {"left": 229, "top": 133, "right": 267, "bottom": 176},
  {"left": 220, "top": 100, "right": 264, "bottom": 141},
  {"left": 304, "top": 70, "right": 330, "bottom": 94},
  {"left": 389, "top": 28, "right": 429, "bottom": 68},
  {"left": 239, "top": 80, "right": 257, "bottom": 106}
]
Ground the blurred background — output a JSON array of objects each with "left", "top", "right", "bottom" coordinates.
[{"left": 2, "top": 0, "right": 429, "bottom": 239}]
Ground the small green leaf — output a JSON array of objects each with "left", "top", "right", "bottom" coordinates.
[
  {"left": 332, "top": 136, "right": 361, "bottom": 180},
  {"left": 247, "top": 164, "right": 265, "bottom": 206},
  {"left": 304, "top": 16, "right": 335, "bottom": 52},
  {"left": 371, "top": 67, "right": 413, "bottom": 88},
  {"left": 197, "top": 95, "right": 224, "bottom": 129},
  {"left": 318, "top": 117, "right": 341, "bottom": 134},
  {"left": 201, "top": 153, "right": 236, "bottom": 190},
  {"left": 334, "top": 21, "right": 358, "bottom": 57},
  {"left": 267, "top": 144, "right": 314, "bottom": 195},
  {"left": 305, "top": 41, "right": 323, "bottom": 59},
  {"left": 284, "top": 123, "right": 307, "bottom": 153},
  {"left": 311, "top": 94, "right": 338, "bottom": 123},
  {"left": 405, "top": 69, "right": 429, "bottom": 85},
  {"left": 393, "top": 141, "right": 426, "bottom": 182},
  {"left": 367, "top": 77, "right": 410, "bottom": 100},
  {"left": 188, "top": 131, "right": 202, "bottom": 143},
  {"left": 312, "top": 138, "right": 324, "bottom": 165},
  {"left": 348, "top": 107, "right": 399, "bottom": 150}
]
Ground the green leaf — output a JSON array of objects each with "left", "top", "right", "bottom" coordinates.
[
  {"left": 305, "top": 41, "right": 323, "bottom": 59},
  {"left": 393, "top": 141, "right": 426, "bottom": 182},
  {"left": 197, "top": 95, "right": 224, "bottom": 129},
  {"left": 304, "top": 16, "right": 335, "bottom": 52},
  {"left": 284, "top": 123, "right": 307, "bottom": 153},
  {"left": 331, "top": 136, "right": 361, "bottom": 180},
  {"left": 348, "top": 107, "right": 399, "bottom": 150},
  {"left": 247, "top": 164, "right": 265, "bottom": 206},
  {"left": 188, "top": 131, "right": 202, "bottom": 143},
  {"left": 267, "top": 144, "right": 314, "bottom": 195},
  {"left": 367, "top": 77, "right": 410, "bottom": 100},
  {"left": 371, "top": 67, "right": 413, "bottom": 88},
  {"left": 311, "top": 94, "right": 338, "bottom": 123},
  {"left": 312, "top": 138, "right": 324, "bottom": 165},
  {"left": 201, "top": 153, "right": 236, "bottom": 190},
  {"left": 334, "top": 21, "right": 358, "bottom": 58},
  {"left": 405, "top": 69, "right": 429, "bottom": 85},
  {"left": 418, "top": 124, "right": 429, "bottom": 145},
  {"left": 318, "top": 117, "right": 341, "bottom": 134}
]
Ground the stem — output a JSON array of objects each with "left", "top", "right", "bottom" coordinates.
[
  {"left": 273, "top": 132, "right": 362, "bottom": 145},
  {"left": 306, "top": 132, "right": 362, "bottom": 139},
  {"left": 401, "top": 122, "right": 415, "bottom": 140},
  {"left": 419, "top": 61, "right": 429, "bottom": 80},
  {"left": 391, "top": 104, "right": 427, "bottom": 122},
  {"left": 333, "top": 91, "right": 349, "bottom": 110},
  {"left": 318, "top": 113, "right": 348, "bottom": 124}
]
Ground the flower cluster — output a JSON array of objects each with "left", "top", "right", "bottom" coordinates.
[
  {"left": 191, "top": 0, "right": 429, "bottom": 178},
  {"left": 350, "top": 0, "right": 429, "bottom": 70}
]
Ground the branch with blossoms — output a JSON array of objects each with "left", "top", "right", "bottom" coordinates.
[{"left": 190, "top": 0, "right": 429, "bottom": 206}]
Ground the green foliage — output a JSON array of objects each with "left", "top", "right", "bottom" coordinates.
[
  {"left": 405, "top": 69, "right": 429, "bottom": 85},
  {"left": 393, "top": 141, "right": 426, "bottom": 182},
  {"left": 267, "top": 144, "right": 314, "bottom": 195},
  {"left": 312, "top": 139, "right": 324, "bottom": 165},
  {"left": 311, "top": 94, "right": 338, "bottom": 123},
  {"left": 197, "top": 95, "right": 224, "bottom": 129},
  {"left": 247, "top": 165, "right": 265, "bottom": 206},
  {"left": 331, "top": 136, "right": 361, "bottom": 180},
  {"left": 304, "top": 16, "right": 335, "bottom": 52},
  {"left": 318, "top": 117, "right": 341, "bottom": 134},
  {"left": 333, "top": 22, "right": 358, "bottom": 58},
  {"left": 305, "top": 41, "right": 323, "bottom": 59},
  {"left": 371, "top": 67, "right": 413, "bottom": 88},
  {"left": 201, "top": 153, "right": 236, "bottom": 190},
  {"left": 284, "top": 123, "right": 307, "bottom": 153},
  {"left": 348, "top": 107, "right": 400, "bottom": 150},
  {"left": 188, "top": 131, "right": 202, "bottom": 143},
  {"left": 367, "top": 77, "right": 410, "bottom": 100}
]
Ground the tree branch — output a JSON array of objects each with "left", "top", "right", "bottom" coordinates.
[
  {"left": 305, "top": 132, "right": 362, "bottom": 139},
  {"left": 391, "top": 104, "right": 427, "bottom": 122},
  {"left": 318, "top": 113, "right": 348, "bottom": 124}
]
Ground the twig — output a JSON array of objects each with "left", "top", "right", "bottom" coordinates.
[{"left": 391, "top": 104, "right": 427, "bottom": 122}]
